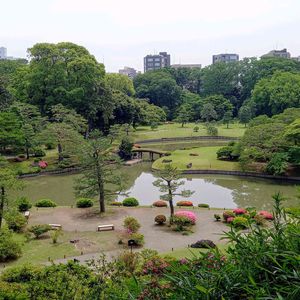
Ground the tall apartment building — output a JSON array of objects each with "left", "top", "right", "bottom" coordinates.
[
  {"left": 119, "top": 66, "right": 138, "bottom": 79},
  {"left": 261, "top": 48, "right": 291, "bottom": 59},
  {"left": 144, "top": 51, "right": 171, "bottom": 72},
  {"left": 0, "top": 47, "right": 7, "bottom": 59},
  {"left": 212, "top": 53, "right": 239, "bottom": 64}
]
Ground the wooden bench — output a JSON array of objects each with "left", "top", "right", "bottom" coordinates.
[
  {"left": 97, "top": 224, "right": 114, "bottom": 231},
  {"left": 49, "top": 224, "right": 62, "bottom": 230},
  {"left": 24, "top": 211, "right": 30, "bottom": 218}
]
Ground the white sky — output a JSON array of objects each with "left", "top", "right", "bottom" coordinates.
[{"left": 1, "top": 0, "right": 300, "bottom": 72}]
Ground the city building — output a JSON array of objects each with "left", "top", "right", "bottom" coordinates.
[
  {"left": 171, "top": 64, "right": 202, "bottom": 69},
  {"left": 144, "top": 51, "right": 171, "bottom": 72},
  {"left": 212, "top": 53, "right": 239, "bottom": 64},
  {"left": 0, "top": 47, "right": 7, "bottom": 59},
  {"left": 261, "top": 48, "right": 291, "bottom": 59},
  {"left": 118, "top": 66, "right": 138, "bottom": 79}
]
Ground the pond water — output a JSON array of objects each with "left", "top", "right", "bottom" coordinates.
[{"left": 14, "top": 163, "right": 300, "bottom": 210}]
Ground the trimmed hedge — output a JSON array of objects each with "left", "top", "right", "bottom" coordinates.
[
  {"left": 176, "top": 201, "right": 193, "bottom": 207},
  {"left": 153, "top": 200, "right": 168, "bottom": 207},
  {"left": 154, "top": 215, "right": 167, "bottom": 225},
  {"left": 122, "top": 197, "right": 139, "bottom": 207},
  {"left": 76, "top": 198, "right": 93, "bottom": 208},
  {"left": 198, "top": 203, "right": 209, "bottom": 208},
  {"left": 35, "top": 199, "right": 57, "bottom": 208}
]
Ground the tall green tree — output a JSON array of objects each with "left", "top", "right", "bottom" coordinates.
[
  {"left": 238, "top": 105, "right": 252, "bottom": 127},
  {"left": 153, "top": 164, "right": 193, "bottom": 222},
  {"left": 0, "top": 158, "right": 23, "bottom": 228},
  {"left": 201, "top": 103, "right": 217, "bottom": 122},
  {"left": 105, "top": 73, "right": 135, "bottom": 96},
  {"left": 223, "top": 110, "right": 233, "bottom": 128},
  {"left": 175, "top": 104, "right": 192, "bottom": 127},
  {"left": 75, "top": 132, "right": 123, "bottom": 213},
  {"left": 284, "top": 118, "right": 300, "bottom": 145}
]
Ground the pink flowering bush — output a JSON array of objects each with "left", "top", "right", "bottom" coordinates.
[
  {"left": 38, "top": 161, "right": 48, "bottom": 169},
  {"left": 259, "top": 210, "right": 274, "bottom": 220},
  {"left": 153, "top": 200, "right": 168, "bottom": 207},
  {"left": 174, "top": 211, "right": 196, "bottom": 224},
  {"left": 233, "top": 208, "right": 247, "bottom": 215},
  {"left": 226, "top": 217, "right": 235, "bottom": 223},
  {"left": 143, "top": 257, "right": 169, "bottom": 276}
]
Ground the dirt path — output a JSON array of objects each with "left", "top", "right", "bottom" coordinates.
[{"left": 29, "top": 206, "right": 228, "bottom": 253}]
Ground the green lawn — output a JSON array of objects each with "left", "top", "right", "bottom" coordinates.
[
  {"left": 162, "top": 244, "right": 227, "bottom": 259},
  {"left": 152, "top": 146, "right": 240, "bottom": 171},
  {"left": 1, "top": 230, "right": 120, "bottom": 267},
  {"left": 133, "top": 122, "right": 245, "bottom": 141}
]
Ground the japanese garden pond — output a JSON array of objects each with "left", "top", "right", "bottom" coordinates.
[{"left": 14, "top": 163, "right": 300, "bottom": 210}]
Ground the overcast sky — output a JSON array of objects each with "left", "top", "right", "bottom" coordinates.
[{"left": 1, "top": 0, "right": 300, "bottom": 72}]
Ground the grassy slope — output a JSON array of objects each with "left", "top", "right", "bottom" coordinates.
[
  {"left": 152, "top": 146, "right": 240, "bottom": 171},
  {"left": 133, "top": 123, "right": 245, "bottom": 141}
]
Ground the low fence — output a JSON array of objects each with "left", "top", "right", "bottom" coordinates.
[{"left": 135, "top": 136, "right": 239, "bottom": 144}]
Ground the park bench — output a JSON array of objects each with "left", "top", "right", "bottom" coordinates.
[
  {"left": 49, "top": 223, "right": 62, "bottom": 230},
  {"left": 24, "top": 211, "right": 30, "bottom": 218},
  {"left": 97, "top": 224, "right": 114, "bottom": 231}
]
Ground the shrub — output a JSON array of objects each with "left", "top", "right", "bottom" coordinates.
[
  {"left": 0, "top": 229, "right": 22, "bottom": 262},
  {"left": 207, "top": 125, "right": 218, "bottom": 136},
  {"left": 50, "top": 229, "right": 63, "bottom": 244},
  {"left": 34, "top": 148, "right": 46, "bottom": 157},
  {"left": 110, "top": 201, "right": 123, "bottom": 206},
  {"left": 35, "top": 199, "right": 57, "bottom": 207},
  {"left": 143, "top": 257, "right": 169, "bottom": 275},
  {"left": 153, "top": 200, "right": 168, "bottom": 207},
  {"left": 174, "top": 211, "right": 197, "bottom": 224},
  {"left": 76, "top": 198, "right": 93, "bottom": 208},
  {"left": 233, "top": 208, "right": 247, "bottom": 215},
  {"left": 123, "top": 216, "right": 141, "bottom": 233},
  {"left": 173, "top": 215, "right": 193, "bottom": 231},
  {"left": 122, "top": 197, "right": 139, "bottom": 207},
  {"left": 253, "top": 214, "right": 266, "bottom": 226},
  {"left": 226, "top": 216, "right": 235, "bottom": 223},
  {"left": 4, "top": 210, "right": 27, "bottom": 232},
  {"left": 38, "top": 160, "right": 48, "bottom": 169},
  {"left": 129, "top": 233, "right": 144, "bottom": 246},
  {"left": 191, "top": 240, "right": 216, "bottom": 249},
  {"left": 28, "top": 224, "right": 52, "bottom": 238},
  {"left": 198, "top": 203, "right": 209, "bottom": 208},
  {"left": 223, "top": 210, "right": 235, "bottom": 221},
  {"left": 176, "top": 201, "right": 193, "bottom": 207},
  {"left": 118, "top": 137, "right": 133, "bottom": 160},
  {"left": 154, "top": 215, "right": 167, "bottom": 225},
  {"left": 232, "top": 216, "right": 248, "bottom": 229},
  {"left": 285, "top": 207, "right": 300, "bottom": 218},
  {"left": 259, "top": 210, "right": 274, "bottom": 220},
  {"left": 214, "top": 214, "right": 221, "bottom": 221},
  {"left": 193, "top": 126, "right": 199, "bottom": 132},
  {"left": 16, "top": 197, "right": 32, "bottom": 212}
]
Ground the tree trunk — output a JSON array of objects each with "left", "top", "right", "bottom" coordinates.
[
  {"left": 58, "top": 143, "right": 63, "bottom": 161},
  {"left": 227, "top": 123, "right": 229, "bottom": 129},
  {"left": 99, "top": 186, "right": 105, "bottom": 213},
  {"left": 0, "top": 187, "right": 5, "bottom": 229},
  {"left": 167, "top": 181, "right": 174, "bottom": 224},
  {"left": 26, "top": 146, "right": 30, "bottom": 160}
]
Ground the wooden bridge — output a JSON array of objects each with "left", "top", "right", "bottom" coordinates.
[{"left": 132, "top": 148, "right": 167, "bottom": 161}]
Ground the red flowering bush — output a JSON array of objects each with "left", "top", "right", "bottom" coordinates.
[
  {"left": 176, "top": 201, "right": 193, "bottom": 207},
  {"left": 38, "top": 161, "right": 48, "bottom": 169},
  {"left": 143, "top": 257, "right": 169, "bottom": 276},
  {"left": 233, "top": 208, "right": 247, "bottom": 215},
  {"left": 259, "top": 210, "right": 274, "bottom": 220},
  {"left": 153, "top": 200, "right": 168, "bottom": 207}
]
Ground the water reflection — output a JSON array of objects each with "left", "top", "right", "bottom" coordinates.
[{"left": 118, "top": 172, "right": 300, "bottom": 210}]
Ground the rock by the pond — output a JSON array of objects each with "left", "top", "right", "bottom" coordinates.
[
  {"left": 186, "top": 163, "right": 192, "bottom": 168},
  {"left": 189, "top": 153, "right": 199, "bottom": 156},
  {"left": 191, "top": 240, "right": 216, "bottom": 249}
]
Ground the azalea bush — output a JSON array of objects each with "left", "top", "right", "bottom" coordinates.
[
  {"left": 35, "top": 199, "right": 57, "bottom": 208},
  {"left": 110, "top": 201, "right": 123, "bottom": 206},
  {"left": 176, "top": 200, "right": 193, "bottom": 207},
  {"left": 222, "top": 210, "right": 235, "bottom": 221},
  {"left": 152, "top": 200, "right": 167, "bottom": 207},
  {"left": 16, "top": 197, "right": 32, "bottom": 212},
  {"left": 233, "top": 208, "right": 247, "bottom": 215},
  {"left": 76, "top": 198, "right": 93, "bottom": 208},
  {"left": 259, "top": 210, "right": 274, "bottom": 220},
  {"left": 232, "top": 216, "right": 248, "bottom": 229},
  {"left": 174, "top": 211, "right": 196, "bottom": 224}
]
